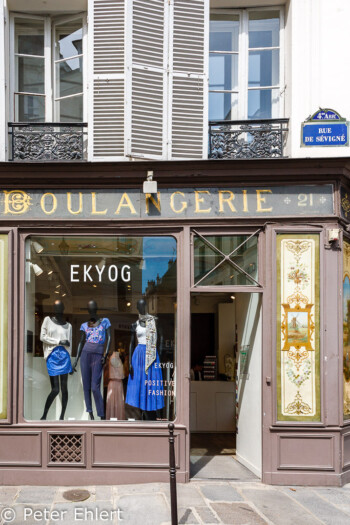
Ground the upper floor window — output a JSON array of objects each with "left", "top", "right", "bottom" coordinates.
[
  {"left": 11, "top": 14, "right": 86, "bottom": 123},
  {"left": 209, "top": 8, "right": 283, "bottom": 121}
]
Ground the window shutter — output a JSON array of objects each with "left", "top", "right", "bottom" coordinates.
[
  {"left": 169, "top": 0, "right": 208, "bottom": 159},
  {"left": 91, "top": 0, "right": 125, "bottom": 159},
  {"left": 128, "top": 0, "right": 168, "bottom": 159}
]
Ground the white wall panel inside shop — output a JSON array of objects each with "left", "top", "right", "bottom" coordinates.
[{"left": 235, "top": 293, "right": 262, "bottom": 478}]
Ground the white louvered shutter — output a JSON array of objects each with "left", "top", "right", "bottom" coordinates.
[
  {"left": 127, "top": 0, "right": 168, "bottom": 159},
  {"left": 91, "top": 0, "right": 125, "bottom": 160},
  {"left": 169, "top": 0, "right": 208, "bottom": 159}
]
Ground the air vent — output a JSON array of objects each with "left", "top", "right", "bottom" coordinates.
[{"left": 49, "top": 434, "right": 83, "bottom": 464}]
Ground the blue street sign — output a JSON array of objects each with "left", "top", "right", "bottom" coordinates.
[
  {"left": 302, "top": 122, "right": 348, "bottom": 146},
  {"left": 302, "top": 109, "right": 348, "bottom": 146}
]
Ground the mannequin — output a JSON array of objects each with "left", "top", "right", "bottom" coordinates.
[
  {"left": 106, "top": 349, "right": 125, "bottom": 420},
  {"left": 40, "top": 300, "right": 72, "bottom": 420},
  {"left": 125, "top": 298, "right": 164, "bottom": 420},
  {"left": 71, "top": 300, "right": 111, "bottom": 420}
]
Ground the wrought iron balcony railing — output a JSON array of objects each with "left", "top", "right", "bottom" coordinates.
[
  {"left": 8, "top": 122, "right": 88, "bottom": 161},
  {"left": 208, "top": 118, "right": 289, "bottom": 160}
]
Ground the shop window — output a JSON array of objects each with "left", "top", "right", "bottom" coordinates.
[
  {"left": 193, "top": 233, "right": 258, "bottom": 286},
  {"left": 24, "top": 236, "right": 177, "bottom": 422},
  {"left": 0, "top": 235, "right": 8, "bottom": 420},
  {"left": 11, "top": 14, "right": 85, "bottom": 122},
  {"left": 209, "top": 8, "right": 282, "bottom": 120}
]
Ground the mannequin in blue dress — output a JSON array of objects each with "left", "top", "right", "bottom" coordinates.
[{"left": 126, "top": 298, "right": 164, "bottom": 420}]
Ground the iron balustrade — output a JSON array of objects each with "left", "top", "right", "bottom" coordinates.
[
  {"left": 8, "top": 122, "right": 88, "bottom": 161},
  {"left": 208, "top": 118, "right": 289, "bottom": 160}
]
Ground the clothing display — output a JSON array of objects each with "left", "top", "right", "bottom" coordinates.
[
  {"left": 80, "top": 318, "right": 111, "bottom": 344},
  {"left": 80, "top": 350, "right": 104, "bottom": 417},
  {"left": 79, "top": 318, "right": 111, "bottom": 417},
  {"left": 106, "top": 352, "right": 125, "bottom": 420},
  {"left": 126, "top": 320, "right": 164, "bottom": 411},
  {"left": 40, "top": 316, "right": 72, "bottom": 360},
  {"left": 46, "top": 346, "right": 72, "bottom": 376},
  {"left": 138, "top": 314, "right": 157, "bottom": 373}
]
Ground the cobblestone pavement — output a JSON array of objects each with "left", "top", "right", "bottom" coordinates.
[{"left": 1, "top": 481, "right": 350, "bottom": 524}]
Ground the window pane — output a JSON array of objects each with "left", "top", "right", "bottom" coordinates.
[
  {"left": 248, "top": 49, "right": 279, "bottom": 87},
  {"left": 24, "top": 236, "right": 177, "bottom": 422},
  {"left": 194, "top": 236, "right": 258, "bottom": 286},
  {"left": 56, "top": 57, "right": 83, "bottom": 98},
  {"left": 210, "top": 15, "right": 239, "bottom": 52},
  {"left": 248, "top": 88, "right": 279, "bottom": 119},
  {"left": 55, "top": 20, "right": 83, "bottom": 60},
  {"left": 15, "top": 94, "right": 45, "bottom": 122},
  {"left": 249, "top": 11, "right": 280, "bottom": 48},
  {"left": 16, "top": 56, "right": 45, "bottom": 94},
  {"left": 210, "top": 53, "right": 238, "bottom": 91},
  {"left": 209, "top": 92, "right": 238, "bottom": 121},
  {"left": 15, "top": 18, "right": 44, "bottom": 56},
  {"left": 57, "top": 95, "right": 83, "bottom": 123}
]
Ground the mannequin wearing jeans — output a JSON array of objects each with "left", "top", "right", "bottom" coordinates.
[{"left": 71, "top": 300, "right": 111, "bottom": 420}]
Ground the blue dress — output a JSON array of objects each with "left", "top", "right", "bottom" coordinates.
[{"left": 126, "top": 322, "right": 164, "bottom": 411}]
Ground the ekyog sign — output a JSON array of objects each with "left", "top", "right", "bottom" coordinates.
[{"left": 301, "top": 108, "right": 349, "bottom": 146}]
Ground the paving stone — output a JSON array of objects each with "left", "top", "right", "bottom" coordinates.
[
  {"left": 195, "top": 506, "right": 220, "bottom": 523},
  {"left": 116, "top": 493, "right": 169, "bottom": 525},
  {"left": 210, "top": 502, "right": 267, "bottom": 524},
  {"left": 178, "top": 507, "right": 199, "bottom": 524},
  {"left": 313, "top": 487, "right": 350, "bottom": 512},
  {"left": 0, "top": 487, "right": 19, "bottom": 504},
  {"left": 3, "top": 504, "right": 49, "bottom": 525},
  {"left": 241, "top": 488, "right": 322, "bottom": 525},
  {"left": 93, "top": 485, "right": 113, "bottom": 501},
  {"left": 50, "top": 502, "right": 120, "bottom": 525},
  {"left": 282, "top": 487, "right": 350, "bottom": 525},
  {"left": 115, "top": 483, "right": 165, "bottom": 496},
  {"left": 199, "top": 483, "right": 243, "bottom": 501},
  {"left": 16, "top": 487, "right": 57, "bottom": 504},
  {"left": 163, "top": 484, "right": 205, "bottom": 508}
]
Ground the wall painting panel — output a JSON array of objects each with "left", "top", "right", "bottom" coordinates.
[
  {"left": 343, "top": 240, "right": 350, "bottom": 419},
  {"left": 277, "top": 234, "right": 320, "bottom": 421},
  {"left": 0, "top": 234, "right": 8, "bottom": 419}
]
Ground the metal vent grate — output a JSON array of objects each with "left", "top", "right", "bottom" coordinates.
[{"left": 50, "top": 434, "right": 83, "bottom": 464}]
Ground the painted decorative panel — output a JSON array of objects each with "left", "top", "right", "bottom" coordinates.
[
  {"left": 343, "top": 239, "right": 350, "bottom": 419},
  {"left": 277, "top": 234, "right": 320, "bottom": 421},
  {"left": 0, "top": 234, "right": 8, "bottom": 419}
]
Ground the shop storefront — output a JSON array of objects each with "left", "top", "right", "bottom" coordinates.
[{"left": 0, "top": 158, "right": 350, "bottom": 486}]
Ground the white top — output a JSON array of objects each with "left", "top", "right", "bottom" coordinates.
[
  {"left": 136, "top": 321, "right": 147, "bottom": 345},
  {"left": 40, "top": 316, "right": 72, "bottom": 360}
]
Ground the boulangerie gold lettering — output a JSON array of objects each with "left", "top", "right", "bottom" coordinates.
[
  {"left": 256, "top": 189, "right": 273, "bottom": 212},
  {"left": 218, "top": 190, "right": 236, "bottom": 213},
  {"left": 41, "top": 193, "right": 57, "bottom": 215},
  {"left": 67, "top": 192, "right": 83, "bottom": 215},
  {"left": 170, "top": 191, "right": 187, "bottom": 213},
  {"left": 194, "top": 190, "right": 212, "bottom": 213},
  {"left": 145, "top": 192, "right": 161, "bottom": 214},
  {"left": 91, "top": 192, "right": 107, "bottom": 215},
  {"left": 115, "top": 193, "right": 137, "bottom": 215},
  {"left": 242, "top": 189, "right": 249, "bottom": 212}
]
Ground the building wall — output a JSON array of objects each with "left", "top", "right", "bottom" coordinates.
[{"left": 285, "top": 0, "right": 350, "bottom": 158}]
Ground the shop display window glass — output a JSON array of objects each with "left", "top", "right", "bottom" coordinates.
[
  {"left": 193, "top": 234, "right": 258, "bottom": 286},
  {"left": 24, "top": 236, "right": 177, "bottom": 422}
]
